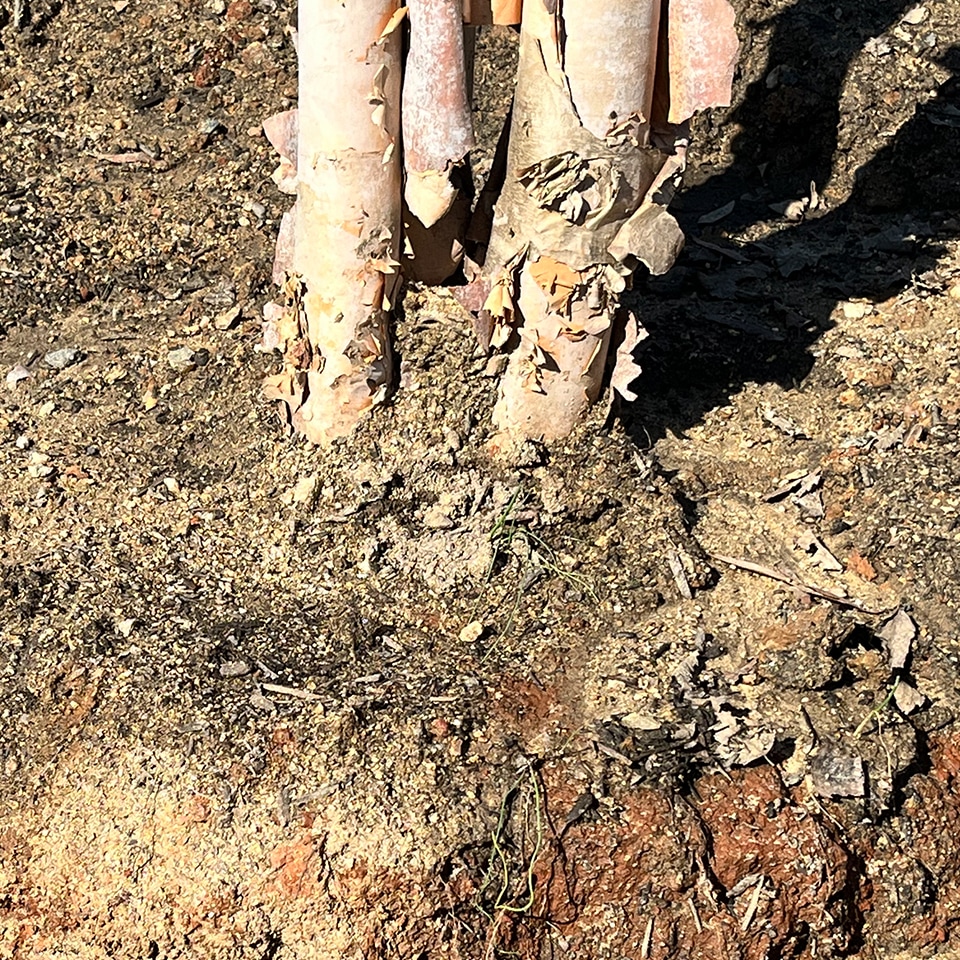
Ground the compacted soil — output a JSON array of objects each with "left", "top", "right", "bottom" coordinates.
[{"left": 2, "top": 1, "right": 960, "bottom": 957}]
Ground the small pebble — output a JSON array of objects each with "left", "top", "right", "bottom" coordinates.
[
  {"left": 459, "top": 621, "right": 485, "bottom": 644},
  {"left": 250, "top": 690, "right": 276, "bottom": 712},
  {"left": 44, "top": 348, "right": 81, "bottom": 370},
  {"left": 483, "top": 355, "right": 509, "bottom": 378},
  {"left": 901, "top": 4, "right": 928, "bottom": 24},
  {"left": 167, "top": 347, "right": 197, "bottom": 372},
  {"left": 219, "top": 661, "right": 252, "bottom": 678}
]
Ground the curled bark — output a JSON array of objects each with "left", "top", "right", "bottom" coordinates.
[{"left": 263, "top": 2, "right": 404, "bottom": 444}]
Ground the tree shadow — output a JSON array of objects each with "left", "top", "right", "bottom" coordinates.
[{"left": 621, "top": 0, "right": 960, "bottom": 445}]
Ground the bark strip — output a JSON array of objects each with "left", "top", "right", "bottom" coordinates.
[{"left": 263, "top": 1, "right": 403, "bottom": 444}]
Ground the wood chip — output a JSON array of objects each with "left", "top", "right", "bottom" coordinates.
[
  {"left": 877, "top": 609, "right": 915, "bottom": 670},
  {"left": 666, "top": 545, "right": 693, "bottom": 600}
]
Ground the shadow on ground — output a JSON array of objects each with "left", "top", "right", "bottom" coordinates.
[{"left": 623, "top": 0, "right": 960, "bottom": 446}]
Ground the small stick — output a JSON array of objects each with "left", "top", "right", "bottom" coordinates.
[
  {"left": 92, "top": 151, "right": 155, "bottom": 164},
  {"left": 710, "top": 552, "right": 885, "bottom": 614},
  {"left": 688, "top": 896, "right": 703, "bottom": 934},
  {"left": 261, "top": 682, "right": 322, "bottom": 702},
  {"left": 740, "top": 876, "right": 764, "bottom": 932},
  {"left": 641, "top": 916, "right": 654, "bottom": 959}
]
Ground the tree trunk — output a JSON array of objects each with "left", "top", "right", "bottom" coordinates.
[
  {"left": 401, "top": 0, "right": 476, "bottom": 285},
  {"left": 263, "top": 2, "right": 404, "bottom": 444},
  {"left": 483, "top": 0, "right": 737, "bottom": 442},
  {"left": 402, "top": 0, "right": 475, "bottom": 229}
]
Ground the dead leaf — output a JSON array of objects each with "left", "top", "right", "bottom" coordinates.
[
  {"left": 794, "top": 490, "right": 825, "bottom": 521},
  {"left": 608, "top": 308, "right": 648, "bottom": 403},
  {"left": 698, "top": 200, "right": 735, "bottom": 225},
  {"left": 893, "top": 678, "right": 926, "bottom": 715},
  {"left": 795, "top": 532, "right": 843, "bottom": 571},
  {"left": 763, "top": 406, "right": 806, "bottom": 438},
  {"left": 215, "top": 304, "right": 243, "bottom": 330},
  {"left": 142, "top": 377, "right": 158, "bottom": 410},
  {"left": 764, "top": 468, "right": 821, "bottom": 502}
]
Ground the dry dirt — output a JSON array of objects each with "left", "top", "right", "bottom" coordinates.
[{"left": 2, "top": 1, "right": 960, "bottom": 958}]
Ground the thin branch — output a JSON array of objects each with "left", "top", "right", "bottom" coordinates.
[{"left": 709, "top": 552, "right": 887, "bottom": 615}]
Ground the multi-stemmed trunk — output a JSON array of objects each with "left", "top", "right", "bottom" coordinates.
[{"left": 266, "top": 0, "right": 738, "bottom": 445}]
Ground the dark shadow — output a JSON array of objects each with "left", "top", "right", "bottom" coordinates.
[{"left": 621, "top": 0, "right": 960, "bottom": 446}]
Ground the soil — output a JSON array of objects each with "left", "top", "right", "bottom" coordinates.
[{"left": 1, "top": 1, "right": 960, "bottom": 958}]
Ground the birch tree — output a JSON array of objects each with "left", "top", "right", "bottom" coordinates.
[
  {"left": 263, "top": 2, "right": 404, "bottom": 444},
  {"left": 481, "top": 0, "right": 738, "bottom": 441},
  {"left": 400, "top": 0, "right": 476, "bottom": 285}
]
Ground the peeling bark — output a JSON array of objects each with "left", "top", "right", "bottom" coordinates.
[
  {"left": 263, "top": 2, "right": 403, "bottom": 444},
  {"left": 655, "top": 0, "right": 740, "bottom": 125},
  {"left": 484, "top": 0, "right": 737, "bottom": 441}
]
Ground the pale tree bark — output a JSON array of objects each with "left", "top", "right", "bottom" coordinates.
[
  {"left": 401, "top": 0, "right": 476, "bottom": 284},
  {"left": 263, "top": 2, "right": 404, "bottom": 444},
  {"left": 402, "top": 0, "right": 475, "bottom": 229},
  {"left": 482, "top": 0, "right": 738, "bottom": 442}
]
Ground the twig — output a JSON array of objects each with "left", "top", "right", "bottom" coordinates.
[
  {"left": 91, "top": 150, "right": 155, "bottom": 165},
  {"left": 710, "top": 552, "right": 886, "bottom": 614},
  {"left": 641, "top": 916, "right": 654, "bottom": 959},
  {"left": 740, "top": 876, "right": 764, "bottom": 931},
  {"left": 261, "top": 682, "right": 322, "bottom": 702}
]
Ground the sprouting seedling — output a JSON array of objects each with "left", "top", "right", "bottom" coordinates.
[
  {"left": 473, "top": 488, "right": 598, "bottom": 659},
  {"left": 852, "top": 678, "right": 900, "bottom": 739},
  {"left": 478, "top": 760, "right": 547, "bottom": 958}
]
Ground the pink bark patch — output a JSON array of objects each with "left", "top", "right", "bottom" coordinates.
[{"left": 665, "top": 0, "right": 739, "bottom": 123}]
